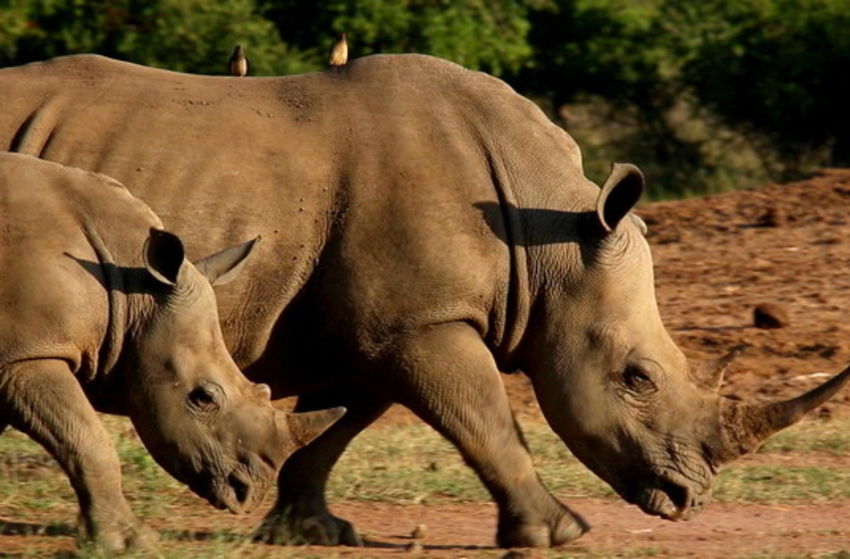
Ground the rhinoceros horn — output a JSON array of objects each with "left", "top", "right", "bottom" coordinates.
[
  {"left": 280, "top": 406, "right": 347, "bottom": 449},
  {"left": 716, "top": 364, "right": 850, "bottom": 462}
]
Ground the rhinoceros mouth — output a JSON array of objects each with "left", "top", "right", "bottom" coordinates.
[{"left": 622, "top": 471, "right": 710, "bottom": 521}]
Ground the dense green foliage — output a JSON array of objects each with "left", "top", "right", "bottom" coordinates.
[
  {"left": 681, "top": 1, "right": 850, "bottom": 169},
  {"left": 260, "top": 0, "right": 542, "bottom": 75},
  {"left": 524, "top": 0, "right": 850, "bottom": 193},
  {"left": 0, "top": 0, "right": 305, "bottom": 74},
  {"left": 0, "top": 0, "right": 847, "bottom": 196}
]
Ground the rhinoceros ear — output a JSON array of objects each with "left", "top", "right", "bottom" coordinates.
[
  {"left": 194, "top": 237, "right": 260, "bottom": 287},
  {"left": 596, "top": 163, "right": 644, "bottom": 233},
  {"left": 143, "top": 228, "right": 186, "bottom": 286}
]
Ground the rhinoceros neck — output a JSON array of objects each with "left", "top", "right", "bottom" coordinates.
[
  {"left": 69, "top": 178, "right": 162, "bottom": 383},
  {"left": 80, "top": 224, "right": 130, "bottom": 380},
  {"left": 472, "top": 90, "right": 601, "bottom": 368},
  {"left": 474, "top": 148, "right": 531, "bottom": 367}
]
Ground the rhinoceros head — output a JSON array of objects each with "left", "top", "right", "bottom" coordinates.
[
  {"left": 124, "top": 230, "right": 344, "bottom": 514},
  {"left": 523, "top": 163, "right": 850, "bottom": 521}
]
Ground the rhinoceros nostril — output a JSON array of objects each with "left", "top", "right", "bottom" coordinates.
[
  {"left": 228, "top": 472, "right": 250, "bottom": 504},
  {"left": 658, "top": 477, "right": 690, "bottom": 514}
]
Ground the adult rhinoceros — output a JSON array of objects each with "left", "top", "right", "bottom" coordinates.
[
  {"left": 0, "top": 153, "right": 343, "bottom": 552},
  {"left": 0, "top": 54, "right": 847, "bottom": 548}
]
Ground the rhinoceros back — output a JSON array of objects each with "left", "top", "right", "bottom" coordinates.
[{"left": 0, "top": 53, "right": 594, "bottom": 379}]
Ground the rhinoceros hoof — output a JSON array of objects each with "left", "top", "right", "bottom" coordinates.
[
  {"left": 81, "top": 520, "right": 159, "bottom": 553},
  {"left": 254, "top": 512, "right": 363, "bottom": 546},
  {"left": 497, "top": 508, "right": 589, "bottom": 548}
]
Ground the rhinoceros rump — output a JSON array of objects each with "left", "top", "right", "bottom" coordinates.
[
  {"left": 0, "top": 54, "right": 847, "bottom": 548},
  {"left": 0, "top": 154, "right": 344, "bottom": 552}
]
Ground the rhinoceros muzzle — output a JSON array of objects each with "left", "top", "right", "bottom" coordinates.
[
  {"left": 639, "top": 364, "right": 850, "bottom": 520},
  {"left": 646, "top": 475, "right": 709, "bottom": 520},
  {"left": 216, "top": 470, "right": 253, "bottom": 514},
  {"left": 621, "top": 468, "right": 711, "bottom": 521},
  {"left": 187, "top": 463, "right": 272, "bottom": 515}
]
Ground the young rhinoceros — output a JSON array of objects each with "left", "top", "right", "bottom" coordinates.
[{"left": 0, "top": 153, "right": 344, "bottom": 552}]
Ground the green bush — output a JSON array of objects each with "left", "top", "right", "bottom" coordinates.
[
  {"left": 521, "top": 0, "right": 850, "bottom": 195},
  {"left": 1, "top": 0, "right": 847, "bottom": 197}
]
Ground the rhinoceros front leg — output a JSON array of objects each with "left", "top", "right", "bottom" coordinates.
[
  {"left": 0, "top": 359, "right": 158, "bottom": 552},
  {"left": 389, "top": 322, "right": 589, "bottom": 548},
  {"left": 255, "top": 396, "right": 390, "bottom": 546}
]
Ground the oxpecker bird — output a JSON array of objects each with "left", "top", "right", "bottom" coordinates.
[
  {"left": 329, "top": 33, "right": 348, "bottom": 67},
  {"left": 228, "top": 44, "right": 248, "bottom": 77}
]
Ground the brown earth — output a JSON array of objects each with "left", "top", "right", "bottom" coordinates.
[
  {"left": 5, "top": 497, "right": 849, "bottom": 558},
  {"left": 641, "top": 168, "right": 850, "bottom": 415},
  {"left": 3, "top": 170, "right": 850, "bottom": 557}
]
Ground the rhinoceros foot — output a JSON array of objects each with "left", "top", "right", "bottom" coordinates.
[
  {"left": 79, "top": 517, "right": 159, "bottom": 553},
  {"left": 254, "top": 508, "right": 363, "bottom": 547},
  {"left": 496, "top": 504, "right": 589, "bottom": 548}
]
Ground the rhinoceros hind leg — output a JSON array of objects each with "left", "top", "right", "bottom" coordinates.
[
  {"left": 0, "top": 359, "right": 158, "bottom": 552},
  {"left": 254, "top": 395, "right": 389, "bottom": 546},
  {"left": 387, "top": 322, "right": 589, "bottom": 548}
]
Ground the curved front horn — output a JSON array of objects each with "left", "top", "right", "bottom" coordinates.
[{"left": 716, "top": 364, "right": 850, "bottom": 462}]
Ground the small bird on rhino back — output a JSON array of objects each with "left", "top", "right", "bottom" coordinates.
[
  {"left": 228, "top": 44, "right": 248, "bottom": 77},
  {"left": 329, "top": 33, "right": 348, "bottom": 67}
]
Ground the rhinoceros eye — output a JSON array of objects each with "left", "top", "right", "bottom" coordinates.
[
  {"left": 622, "top": 365, "right": 657, "bottom": 394},
  {"left": 187, "top": 383, "right": 222, "bottom": 414}
]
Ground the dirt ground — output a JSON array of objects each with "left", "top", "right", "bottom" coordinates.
[
  {"left": 5, "top": 497, "right": 848, "bottom": 558},
  {"left": 3, "top": 170, "right": 850, "bottom": 557},
  {"left": 285, "top": 498, "right": 850, "bottom": 558},
  {"left": 639, "top": 168, "right": 850, "bottom": 415}
]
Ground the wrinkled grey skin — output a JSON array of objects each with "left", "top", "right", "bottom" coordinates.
[
  {"left": 0, "top": 55, "right": 847, "bottom": 548},
  {"left": 0, "top": 154, "right": 344, "bottom": 552}
]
